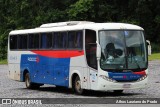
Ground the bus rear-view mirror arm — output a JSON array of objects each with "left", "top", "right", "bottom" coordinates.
[{"left": 96, "top": 41, "right": 101, "bottom": 60}]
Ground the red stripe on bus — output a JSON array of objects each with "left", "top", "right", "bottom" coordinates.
[
  {"left": 133, "top": 71, "right": 146, "bottom": 75},
  {"left": 31, "top": 50, "right": 84, "bottom": 58}
]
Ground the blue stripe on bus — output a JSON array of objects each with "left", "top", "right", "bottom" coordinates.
[
  {"left": 20, "top": 54, "right": 70, "bottom": 87},
  {"left": 108, "top": 71, "right": 144, "bottom": 81}
]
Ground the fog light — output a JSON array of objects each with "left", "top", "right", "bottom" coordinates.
[{"left": 137, "top": 75, "right": 147, "bottom": 81}]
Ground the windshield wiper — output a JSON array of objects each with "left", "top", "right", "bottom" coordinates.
[{"left": 135, "top": 61, "right": 141, "bottom": 69}]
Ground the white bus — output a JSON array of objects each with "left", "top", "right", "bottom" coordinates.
[{"left": 8, "top": 21, "right": 148, "bottom": 94}]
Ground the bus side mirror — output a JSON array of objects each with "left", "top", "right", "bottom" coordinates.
[
  {"left": 96, "top": 41, "right": 101, "bottom": 60},
  {"left": 146, "top": 40, "right": 151, "bottom": 56}
]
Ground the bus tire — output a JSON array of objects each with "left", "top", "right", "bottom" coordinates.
[
  {"left": 25, "top": 73, "right": 40, "bottom": 89},
  {"left": 73, "top": 76, "right": 83, "bottom": 95},
  {"left": 113, "top": 90, "right": 123, "bottom": 94}
]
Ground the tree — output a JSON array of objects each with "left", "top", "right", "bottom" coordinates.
[
  {"left": 0, "top": 0, "right": 160, "bottom": 60},
  {"left": 68, "top": 0, "right": 95, "bottom": 21}
]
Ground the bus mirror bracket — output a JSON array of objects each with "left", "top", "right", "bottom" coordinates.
[{"left": 96, "top": 41, "right": 101, "bottom": 60}]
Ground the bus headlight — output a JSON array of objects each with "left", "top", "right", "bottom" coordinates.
[
  {"left": 99, "top": 75, "right": 116, "bottom": 82},
  {"left": 137, "top": 75, "right": 147, "bottom": 81}
]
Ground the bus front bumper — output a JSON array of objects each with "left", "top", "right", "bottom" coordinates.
[{"left": 96, "top": 77, "right": 148, "bottom": 91}]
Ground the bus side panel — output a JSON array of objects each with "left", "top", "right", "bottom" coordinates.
[
  {"left": 8, "top": 64, "right": 20, "bottom": 81},
  {"left": 89, "top": 69, "right": 98, "bottom": 90},
  {"left": 54, "top": 66, "right": 69, "bottom": 86},
  {"left": 82, "top": 67, "right": 90, "bottom": 89},
  {"left": 8, "top": 53, "right": 21, "bottom": 81},
  {"left": 20, "top": 63, "right": 32, "bottom": 82},
  {"left": 20, "top": 54, "right": 37, "bottom": 83},
  {"left": 20, "top": 54, "right": 70, "bottom": 87},
  {"left": 8, "top": 64, "right": 14, "bottom": 80},
  {"left": 69, "top": 55, "right": 90, "bottom": 89}
]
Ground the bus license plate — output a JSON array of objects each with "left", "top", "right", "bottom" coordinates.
[{"left": 123, "top": 84, "right": 131, "bottom": 88}]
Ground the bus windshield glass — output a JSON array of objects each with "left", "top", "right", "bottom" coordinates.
[{"left": 99, "top": 30, "right": 147, "bottom": 71}]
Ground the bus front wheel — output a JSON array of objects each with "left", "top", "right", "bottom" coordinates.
[
  {"left": 25, "top": 73, "right": 40, "bottom": 89},
  {"left": 73, "top": 76, "right": 83, "bottom": 95}
]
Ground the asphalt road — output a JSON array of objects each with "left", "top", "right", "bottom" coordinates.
[{"left": 0, "top": 60, "right": 160, "bottom": 107}]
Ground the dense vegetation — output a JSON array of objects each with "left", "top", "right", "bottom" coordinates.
[{"left": 0, "top": 0, "right": 160, "bottom": 59}]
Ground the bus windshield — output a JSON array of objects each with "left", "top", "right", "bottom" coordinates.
[{"left": 99, "top": 30, "right": 147, "bottom": 71}]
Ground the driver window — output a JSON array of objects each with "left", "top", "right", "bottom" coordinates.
[{"left": 85, "top": 29, "right": 97, "bottom": 70}]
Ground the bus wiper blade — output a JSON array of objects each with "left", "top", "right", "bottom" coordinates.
[{"left": 134, "top": 61, "right": 141, "bottom": 69}]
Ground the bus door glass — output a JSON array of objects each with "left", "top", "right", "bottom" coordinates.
[{"left": 85, "top": 30, "right": 97, "bottom": 70}]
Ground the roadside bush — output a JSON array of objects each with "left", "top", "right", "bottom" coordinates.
[{"left": 151, "top": 43, "right": 160, "bottom": 53}]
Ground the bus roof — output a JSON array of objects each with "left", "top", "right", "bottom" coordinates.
[{"left": 9, "top": 22, "right": 144, "bottom": 35}]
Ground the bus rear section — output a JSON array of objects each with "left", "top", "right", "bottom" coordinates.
[{"left": 8, "top": 29, "right": 85, "bottom": 90}]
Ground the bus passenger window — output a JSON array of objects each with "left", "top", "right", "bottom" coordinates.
[
  {"left": 68, "top": 31, "right": 76, "bottom": 48},
  {"left": 41, "top": 33, "right": 47, "bottom": 48},
  {"left": 68, "top": 31, "right": 83, "bottom": 49},
  {"left": 28, "top": 34, "right": 39, "bottom": 49},
  {"left": 61, "top": 32, "right": 67, "bottom": 48},
  {"left": 85, "top": 30, "right": 97, "bottom": 69},
  {"left": 53, "top": 32, "right": 59, "bottom": 48},
  {"left": 53, "top": 32, "right": 67, "bottom": 49},
  {"left": 40, "top": 33, "right": 52, "bottom": 49},
  {"left": 18, "top": 35, "right": 28, "bottom": 49},
  {"left": 76, "top": 31, "right": 83, "bottom": 49},
  {"left": 10, "top": 35, "right": 18, "bottom": 49}
]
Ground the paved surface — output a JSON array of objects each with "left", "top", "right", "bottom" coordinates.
[{"left": 0, "top": 60, "right": 160, "bottom": 107}]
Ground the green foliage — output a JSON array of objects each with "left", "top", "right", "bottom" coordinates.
[
  {"left": 0, "top": 0, "right": 160, "bottom": 60},
  {"left": 68, "top": 0, "right": 95, "bottom": 20},
  {"left": 151, "top": 43, "right": 160, "bottom": 53},
  {"left": 0, "top": 59, "right": 7, "bottom": 65},
  {"left": 148, "top": 53, "right": 160, "bottom": 61}
]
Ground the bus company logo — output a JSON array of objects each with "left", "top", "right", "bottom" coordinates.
[
  {"left": 112, "top": 75, "right": 127, "bottom": 79},
  {"left": 123, "top": 75, "right": 127, "bottom": 79},
  {"left": 28, "top": 56, "right": 40, "bottom": 63}
]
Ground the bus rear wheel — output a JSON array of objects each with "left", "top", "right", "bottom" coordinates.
[
  {"left": 25, "top": 73, "right": 40, "bottom": 89},
  {"left": 73, "top": 76, "right": 83, "bottom": 95}
]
